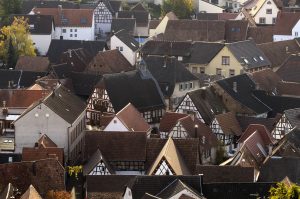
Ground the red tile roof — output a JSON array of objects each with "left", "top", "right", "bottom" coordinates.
[
  {"left": 33, "top": 8, "right": 94, "bottom": 27},
  {"left": 159, "top": 112, "right": 188, "bottom": 133},
  {"left": 215, "top": 112, "right": 242, "bottom": 136},
  {"left": 238, "top": 124, "right": 276, "bottom": 145},
  {"left": 274, "top": 12, "right": 300, "bottom": 35}
]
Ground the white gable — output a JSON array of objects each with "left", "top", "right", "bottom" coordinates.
[
  {"left": 199, "top": 0, "right": 224, "bottom": 13},
  {"left": 104, "top": 116, "right": 129, "bottom": 132},
  {"left": 169, "top": 122, "right": 189, "bottom": 139}
]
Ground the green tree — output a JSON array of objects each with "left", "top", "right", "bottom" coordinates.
[
  {"left": 161, "top": 0, "right": 194, "bottom": 19},
  {"left": 0, "top": 0, "right": 22, "bottom": 25},
  {"left": 269, "top": 182, "right": 300, "bottom": 199},
  {"left": 0, "top": 17, "right": 36, "bottom": 68},
  {"left": 215, "top": 144, "right": 227, "bottom": 165}
]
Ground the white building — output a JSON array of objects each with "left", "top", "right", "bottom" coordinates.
[
  {"left": 110, "top": 30, "right": 139, "bottom": 65},
  {"left": 13, "top": 86, "right": 87, "bottom": 163},
  {"left": 32, "top": 7, "right": 95, "bottom": 41},
  {"left": 273, "top": 12, "right": 300, "bottom": 41},
  {"left": 149, "top": 12, "right": 178, "bottom": 37},
  {"left": 199, "top": 0, "right": 224, "bottom": 13}
]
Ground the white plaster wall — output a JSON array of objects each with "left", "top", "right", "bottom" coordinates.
[
  {"left": 273, "top": 35, "right": 294, "bottom": 41},
  {"left": 115, "top": 171, "right": 145, "bottom": 175},
  {"left": 150, "top": 15, "right": 169, "bottom": 37},
  {"left": 292, "top": 19, "right": 300, "bottom": 38},
  {"left": 135, "top": 26, "right": 149, "bottom": 37},
  {"left": 111, "top": 35, "right": 136, "bottom": 65},
  {"left": 14, "top": 103, "right": 69, "bottom": 154},
  {"left": 103, "top": 117, "right": 129, "bottom": 131},
  {"left": 54, "top": 27, "right": 95, "bottom": 41},
  {"left": 199, "top": 0, "right": 224, "bottom": 13},
  {"left": 171, "top": 189, "right": 201, "bottom": 199},
  {"left": 172, "top": 81, "right": 199, "bottom": 98},
  {"left": 95, "top": 23, "right": 111, "bottom": 35},
  {"left": 69, "top": 110, "right": 86, "bottom": 153},
  {"left": 254, "top": 0, "right": 279, "bottom": 25},
  {"left": 123, "top": 187, "right": 133, "bottom": 199},
  {"left": 30, "top": 34, "right": 52, "bottom": 55}
]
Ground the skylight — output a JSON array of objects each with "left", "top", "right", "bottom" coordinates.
[
  {"left": 259, "top": 56, "right": 264, "bottom": 61},
  {"left": 244, "top": 58, "right": 249, "bottom": 64}
]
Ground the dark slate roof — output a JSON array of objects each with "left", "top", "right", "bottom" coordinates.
[
  {"left": 163, "top": 20, "right": 226, "bottom": 42},
  {"left": 127, "top": 176, "right": 202, "bottom": 199},
  {"left": 40, "top": 85, "right": 86, "bottom": 124},
  {"left": 141, "top": 40, "right": 192, "bottom": 57},
  {"left": 253, "top": 90, "right": 300, "bottom": 114},
  {"left": 11, "top": 14, "right": 53, "bottom": 35},
  {"left": 84, "top": 131, "right": 147, "bottom": 161},
  {"left": 86, "top": 175, "right": 134, "bottom": 199},
  {"left": 227, "top": 40, "right": 271, "bottom": 69},
  {"left": 225, "top": 20, "right": 248, "bottom": 43},
  {"left": 111, "top": 18, "right": 136, "bottom": 35},
  {"left": 284, "top": 108, "right": 300, "bottom": 127},
  {"left": 156, "top": 179, "right": 203, "bottom": 199},
  {"left": 118, "top": 11, "right": 149, "bottom": 26},
  {"left": 102, "top": 69, "right": 165, "bottom": 112},
  {"left": 184, "top": 87, "right": 227, "bottom": 125},
  {"left": 195, "top": 165, "right": 254, "bottom": 183},
  {"left": 110, "top": 1, "right": 122, "bottom": 13},
  {"left": 276, "top": 54, "right": 300, "bottom": 83},
  {"left": 236, "top": 115, "right": 280, "bottom": 132},
  {"left": 216, "top": 74, "right": 271, "bottom": 114},
  {"left": 51, "top": 63, "right": 73, "bottom": 79},
  {"left": 47, "top": 40, "right": 107, "bottom": 64},
  {"left": 21, "top": 0, "right": 80, "bottom": 14},
  {"left": 70, "top": 72, "right": 102, "bottom": 99},
  {"left": 202, "top": 182, "right": 275, "bottom": 199},
  {"left": 143, "top": 56, "right": 198, "bottom": 97},
  {"left": 114, "top": 29, "right": 139, "bottom": 51},
  {"left": 258, "top": 157, "right": 300, "bottom": 184},
  {"left": 0, "top": 70, "right": 46, "bottom": 89},
  {"left": 60, "top": 48, "right": 92, "bottom": 72},
  {"left": 183, "top": 42, "right": 224, "bottom": 64}
]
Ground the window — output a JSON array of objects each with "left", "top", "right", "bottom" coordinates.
[
  {"left": 62, "top": 29, "right": 66, "bottom": 33},
  {"left": 295, "top": 32, "right": 298, "bottom": 36},
  {"left": 234, "top": 3, "right": 237, "bottom": 8},
  {"left": 216, "top": 68, "right": 222, "bottom": 76},
  {"left": 222, "top": 56, "right": 230, "bottom": 65},
  {"left": 70, "top": 29, "right": 73, "bottom": 32},
  {"left": 272, "top": 17, "right": 276, "bottom": 24},
  {"left": 70, "top": 34, "right": 73, "bottom": 37},
  {"left": 229, "top": 69, "right": 235, "bottom": 76},
  {"left": 266, "top": 9, "right": 272, "bottom": 14},
  {"left": 75, "top": 34, "right": 77, "bottom": 37},
  {"left": 192, "top": 67, "right": 197, "bottom": 73},
  {"left": 75, "top": 29, "right": 77, "bottom": 32},
  {"left": 117, "top": 46, "right": 123, "bottom": 51},
  {"left": 267, "top": 1, "right": 271, "bottom": 4},
  {"left": 200, "top": 67, "right": 205, "bottom": 74},
  {"left": 259, "top": 56, "right": 264, "bottom": 61},
  {"left": 179, "top": 84, "right": 183, "bottom": 91},
  {"left": 185, "top": 83, "right": 188, "bottom": 90},
  {"left": 189, "top": 82, "right": 193, "bottom": 89},
  {"left": 259, "top": 17, "right": 266, "bottom": 24}
]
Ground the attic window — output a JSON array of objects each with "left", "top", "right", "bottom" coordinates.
[
  {"left": 80, "top": 18, "right": 87, "bottom": 24},
  {"left": 259, "top": 56, "right": 264, "bottom": 61},
  {"left": 267, "top": 1, "right": 271, "bottom": 4}
]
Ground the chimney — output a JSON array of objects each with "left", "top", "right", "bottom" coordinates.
[
  {"left": 199, "top": 174, "right": 204, "bottom": 195},
  {"left": 233, "top": 81, "right": 237, "bottom": 92},
  {"left": 34, "top": 142, "right": 39, "bottom": 149},
  {"left": 68, "top": 49, "right": 72, "bottom": 58},
  {"left": 8, "top": 81, "right": 11, "bottom": 89},
  {"left": 116, "top": 12, "right": 118, "bottom": 18},
  {"left": 2, "top": 101, "right": 6, "bottom": 108},
  {"left": 268, "top": 144, "right": 273, "bottom": 156}
]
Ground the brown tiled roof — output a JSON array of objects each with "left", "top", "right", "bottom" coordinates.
[
  {"left": 0, "top": 159, "right": 65, "bottom": 197},
  {"left": 147, "top": 138, "right": 191, "bottom": 175},
  {"left": 20, "top": 185, "right": 42, "bottom": 199},
  {"left": 277, "top": 81, "right": 300, "bottom": 96},
  {"left": 146, "top": 138, "right": 199, "bottom": 174},
  {"left": 22, "top": 147, "right": 64, "bottom": 165},
  {"left": 33, "top": 8, "right": 93, "bottom": 27},
  {"left": 84, "top": 131, "right": 147, "bottom": 161},
  {"left": 215, "top": 112, "right": 242, "bottom": 136},
  {"left": 247, "top": 26, "right": 274, "bottom": 44},
  {"left": 0, "top": 89, "right": 49, "bottom": 108},
  {"left": 248, "top": 69, "right": 282, "bottom": 93},
  {"left": 238, "top": 124, "right": 276, "bottom": 144},
  {"left": 225, "top": 20, "right": 248, "bottom": 43},
  {"left": 86, "top": 175, "right": 134, "bottom": 199},
  {"left": 38, "top": 134, "right": 57, "bottom": 148},
  {"left": 149, "top": 20, "right": 160, "bottom": 29},
  {"left": 276, "top": 54, "right": 300, "bottom": 83},
  {"left": 236, "top": 114, "right": 281, "bottom": 132},
  {"left": 159, "top": 112, "right": 188, "bottom": 132},
  {"left": 116, "top": 103, "right": 151, "bottom": 132},
  {"left": 163, "top": 20, "right": 226, "bottom": 42},
  {"left": 85, "top": 49, "right": 134, "bottom": 75},
  {"left": 60, "top": 48, "right": 93, "bottom": 72},
  {"left": 258, "top": 39, "right": 300, "bottom": 68},
  {"left": 15, "top": 56, "right": 50, "bottom": 72},
  {"left": 274, "top": 11, "right": 300, "bottom": 35},
  {"left": 195, "top": 165, "right": 254, "bottom": 182},
  {"left": 219, "top": 13, "right": 239, "bottom": 20}
]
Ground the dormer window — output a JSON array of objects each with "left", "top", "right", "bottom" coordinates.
[
  {"left": 267, "top": 1, "right": 272, "bottom": 4},
  {"left": 259, "top": 56, "right": 264, "bottom": 61}
]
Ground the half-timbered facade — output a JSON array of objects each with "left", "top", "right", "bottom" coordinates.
[
  {"left": 272, "top": 110, "right": 296, "bottom": 140},
  {"left": 167, "top": 122, "right": 189, "bottom": 139},
  {"left": 210, "top": 118, "right": 234, "bottom": 146},
  {"left": 94, "top": 0, "right": 113, "bottom": 38},
  {"left": 176, "top": 94, "right": 205, "bottom": 123}
]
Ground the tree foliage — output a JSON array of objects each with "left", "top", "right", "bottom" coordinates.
[
  {"left": 215, "top": 144, "right": 227, "bottom": 165},
  {"left": 67, "top": 165, "right": 83, "bottom": 179},
  {"left": 0, "top": 17, "right": 36, "bottom": 68},
  {"left": 45, "top": 190, "right": 72, "bottom": 199},
  {"left": 0, "top": 0, "right": 22, "bottom": 25},
  {"left": 269, "top": 182, "right": 300, "bottom": 199},
  {"left": 161, "top": 0, "right": 194, "bottom": 19}
]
